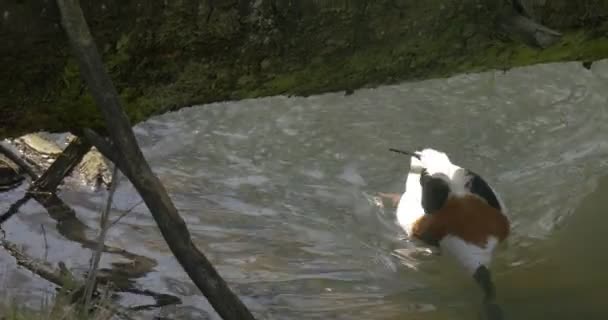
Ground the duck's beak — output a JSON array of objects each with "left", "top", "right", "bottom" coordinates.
[{"left": 389, "top": 148, "right": 421, "bottom": 160}]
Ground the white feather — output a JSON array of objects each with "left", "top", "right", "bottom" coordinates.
[
  {"left": 440, "top": 235, "right": 498, "bottom": 275},
  {"left": 395, "top": 170, "right": 424, "bottom": 236}
]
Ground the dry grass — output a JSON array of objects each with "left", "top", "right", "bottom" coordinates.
[{"left": 0, "top": 290, "right": 115, "bottom": 320}]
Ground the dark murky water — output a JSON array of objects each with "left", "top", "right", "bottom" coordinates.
[{"left": 2, "top": 60, "right": 608, "bottom": 319}]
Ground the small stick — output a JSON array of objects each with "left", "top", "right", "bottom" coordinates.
[
  {"left": 109, "top": 199, "right": 143, "bottom": 228},
  {"left": 41, "top": 224, "right": 49, "bottom": 262},
  {"left": 0, "top": 193, "right": 33, "bottom": 225},
  {"left": 388, "top": 148, "right": 420, "bottom": 159},
  {"left": 83, "top": 165, "right": 119, "bottom": 311}
]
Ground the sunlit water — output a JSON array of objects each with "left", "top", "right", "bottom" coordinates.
[{"left": 2, "top": 60, "right": 608, "bottom": 319}]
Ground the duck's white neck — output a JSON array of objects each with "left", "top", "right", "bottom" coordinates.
[
  {"left": 404, "top": 171, "right": 421, "bottom": 194},
  {"left": 396, "top": 171, "right": 425, "bottom": 235}
]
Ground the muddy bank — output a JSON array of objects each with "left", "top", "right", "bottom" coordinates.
[{"left": 2, "top": 0, "right": 608, "bottom": 138}]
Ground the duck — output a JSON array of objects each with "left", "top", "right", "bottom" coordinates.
[{"left": 379, "top": 147, "right": 510, "bottom": 319}]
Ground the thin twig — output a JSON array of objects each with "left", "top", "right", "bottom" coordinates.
[
  {"left": 109, "top": 199, "right": 143, "bottom": 228},
  {"left": 41, "top": 224, "right": 49, "bottom": 262},
  {"left": 84, "top": 165, "right": 119, "bottom": 311},
  {"left": 0, "top": 193, "right": 33, "bottom": 226}
]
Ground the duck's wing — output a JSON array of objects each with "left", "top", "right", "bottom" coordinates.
[
  {"left": 420, "top": 169, "right": 451, "bottom": 214},
  {"left": 464, "top": 170, "right": 503, "bottom": 211}
]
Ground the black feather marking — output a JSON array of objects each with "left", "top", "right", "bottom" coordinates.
[
  {"left": 419, "top": 169, "right": 450, "bottom": 214},
  {"left": 466, "top": 170, "right": 502, "bottom": 211}
]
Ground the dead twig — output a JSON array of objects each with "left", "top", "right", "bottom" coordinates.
[
  {"left": 109, "top": 199, "right": 143, "bottom": 228},
  {"left": 33, "top": 136, "right": 92, "bottom": 193},
  {"left": 41, "top": 224, "right": 49, "bottom": 262},
  {"left": 84, "top": 165, "right": 119, "bottom": 311},
  {"left": 0, "top": 141, "right": 39, "bottom": 180},
  {"left": 0, "top": 193, "right": 33, "bottom": 225}
]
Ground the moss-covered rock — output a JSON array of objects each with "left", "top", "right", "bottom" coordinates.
[{"left": 2, "top": 1, "right": 608, "bottom": 138}]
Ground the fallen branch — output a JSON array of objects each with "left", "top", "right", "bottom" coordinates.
[
  {"left": 55, "top": 1, "right": 256, "bottom": 319},
  {"left": 0, "top": 141, "right": 39, "bottom": 180},
  {"left": 33, "top": 136, "right": 92, "bottom": 193},
  {"left": 0, "top": 192, "right": 32, "bottom": 225}
]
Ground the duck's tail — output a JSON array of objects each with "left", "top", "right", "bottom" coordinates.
[{"left": 474, "top": 265, "right": 504, "bottom": 320}]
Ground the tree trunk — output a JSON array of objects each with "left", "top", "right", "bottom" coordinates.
[{"left": 2, "top": 0, "right": 607, "bottom": 138}]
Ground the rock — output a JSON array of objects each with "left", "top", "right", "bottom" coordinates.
[
  {"left": 19, "top": 133, "right": 62, "bottom": 155},
  {"left": 78, "top": 147, "right": 112, "bottom": 190}
]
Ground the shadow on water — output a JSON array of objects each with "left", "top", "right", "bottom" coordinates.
[{"left": 1, "top": 60, "right": 608, "bottom": 319}]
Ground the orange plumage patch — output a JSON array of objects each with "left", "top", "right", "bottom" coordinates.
[{"left": 412, "top": 195, "right": 510, "bottom": 247}]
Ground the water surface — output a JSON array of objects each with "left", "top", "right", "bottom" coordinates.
[{"left": 2, "top": 60, "right": 608, "bottom": 319}]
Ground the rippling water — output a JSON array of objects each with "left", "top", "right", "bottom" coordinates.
[{"left": 2, "top": 60, "right": 608, "bottom": 319}]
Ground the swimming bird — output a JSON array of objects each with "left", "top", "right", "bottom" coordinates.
[{"left": 380, "top": 147, "right": 510, "bottom": 319}]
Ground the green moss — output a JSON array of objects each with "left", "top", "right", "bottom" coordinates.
[{"left": 2, "top": 1, "right": 608, "bottom": 138}]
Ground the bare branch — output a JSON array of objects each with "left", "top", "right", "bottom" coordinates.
[
  {"left": 33, "top": 136, "right": 92, "bottom": 193},
  {"left": 110, "top": 199, "right": 144, "bottom": 228},
  {"left": 84, "top": 165, "right": 119, "bottom": 311},
  {"left": 0, "top": 141, "right": 39, "bottom": 180},
  {"left": 55, "top": 1, "right": 256, "bottom": 319},
  {"left": 0, "top": 193, "right": 33, "bottom": 226}
]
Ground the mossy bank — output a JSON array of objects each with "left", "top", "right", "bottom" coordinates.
[{"left": 3, "top": 0, "right": 608, "bottom": 138}]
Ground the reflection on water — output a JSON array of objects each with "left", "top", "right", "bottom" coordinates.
[{"left": 2, "top": 60, "right": 608, "bottom": 319}]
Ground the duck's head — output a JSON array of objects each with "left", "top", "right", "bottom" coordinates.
[{"left": 389, "top": 147, "right": 459, "bottom": 178}]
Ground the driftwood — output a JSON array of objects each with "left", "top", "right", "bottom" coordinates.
[
  {"left": 33, "top": 136, "right": 92, "bottom": 193},
  {"left": 0, "top": 141, "right": 39, "bottom": 180},
  {"left": 55, "top": 1, "right": 256, "bottom": 319}
]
